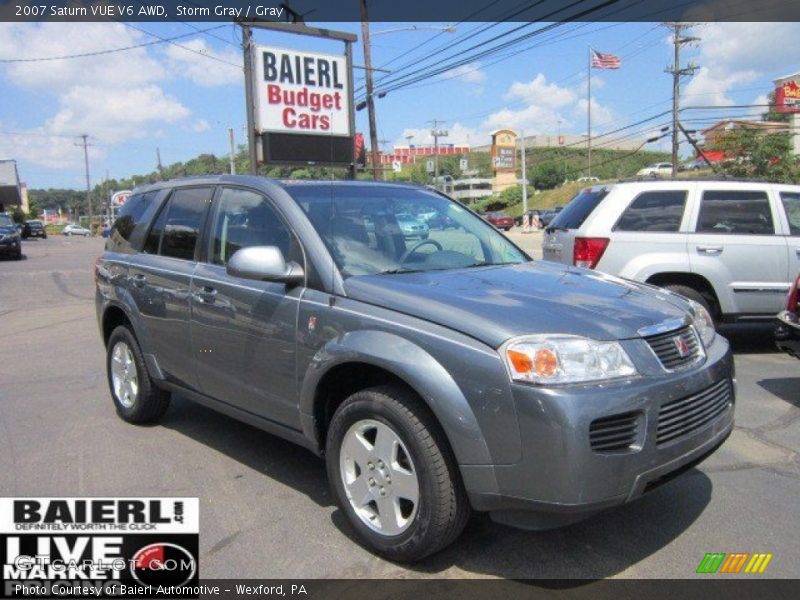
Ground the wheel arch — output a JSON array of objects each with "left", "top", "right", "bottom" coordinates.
[
  {"left": 646, "top": 271, "right": 722, "bottom": 316},
  {"left": 299, "top": 330, "right": 493, "bottom": 467}
]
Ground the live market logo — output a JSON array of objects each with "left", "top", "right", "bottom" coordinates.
[{"left": 0, "top": 498, "right": 199, "bottom": 598}]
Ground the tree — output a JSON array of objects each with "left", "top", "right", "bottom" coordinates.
[
  {"left": 529, "top": 161, "right": 563, "bottom": 190},
  {"left": 763, "top": 91, "right": 790, "bottom": 123},
  {"left": 717, "top": 129, "right": 798, "bottom": 182}
]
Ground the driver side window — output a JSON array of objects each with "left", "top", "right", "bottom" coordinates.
[{"left": 208, "top": 188, "right": 301, "bottom": 267}]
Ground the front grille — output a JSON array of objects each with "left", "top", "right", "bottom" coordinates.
[
  {"left": 657, "top": 379, "right": 733, "bottom": 446},
  {"left": 644, "top": 325, "right": 702, "bottom": 371},
  {"left": 589, "top": 411, "right": 640, "bottom": 453}
]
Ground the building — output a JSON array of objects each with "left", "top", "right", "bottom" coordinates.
[
  {"left": 473, "top": 132, "right": 642, "bottom": 153},
  {"left": 374, "top": 144, "right": 470, "bottom": 165},
  {"left": 450, "top": 178, "right": 493, "bottom": 203},
  {"left": 701, "top": 119, "right": 790, "bottom": 149},
  {"left": 0, "top": 159, "right": 23, "bottom": 213}
]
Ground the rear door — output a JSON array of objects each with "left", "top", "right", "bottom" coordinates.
[
  {"left": 542, "top": 187, "right": 609, "bottom": 265},
  {"left": 127, "top": 186, "right": 212, "bottom": 389},
  {"left": 776, "top": 189, "right": 800, "bottom": 281},
  {"left": 688, "top": 186, "right": 788, "bottom": 316},
  {"left": 190, "top": 186, "right": 305, "bottom": 428}
]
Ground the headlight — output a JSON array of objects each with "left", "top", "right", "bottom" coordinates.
[
  {"left": 688, "top": 299, "right": 716, "bottom": 347},
  {"left": 503, "top": 335, "right": 637, "bottom": 385}
]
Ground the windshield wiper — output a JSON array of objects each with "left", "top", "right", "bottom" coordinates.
[
  {"left": 545, "top": 225, "right": 568, "bottom": 233},
  {"left": 376, "top": 267, "right": 426, "bottom": 275}
]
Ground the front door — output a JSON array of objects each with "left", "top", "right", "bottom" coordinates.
[{"left": 191, "top": 187, "right": 304, "bottom": 428}]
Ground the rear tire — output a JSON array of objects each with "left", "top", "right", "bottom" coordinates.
[
  {"left": 663, "top": 284, "right": 718, "bottom": 322},
  {"left": 326, "top": 384, "right": 470, "bottom": 562},
  {"left": 106, "top": 325, "right": 170, "bottom": 424}
]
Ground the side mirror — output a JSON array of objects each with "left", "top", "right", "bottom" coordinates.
[{"left": 226, "top": 246, "right": 304, "bottom": 286}]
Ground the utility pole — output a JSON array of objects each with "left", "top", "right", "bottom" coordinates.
[
  {"left": 664, "top": 23, "right": 700, "bottom": 176},
  {"left": 520, "top": 130, "right": 528, "bottom": 214},
  {"left": 156, "top": 147, "right": 164, "bottom": 180},
  {"left": 429, "top": 120, "right": 448, "bottom": 190},
  {"left": 360, "top": 0, "right": 381, "bottom": 180},
  {"left": 587, "top": 46, "right": 592, "bottom": 177},
  {"left": 242, "top": 24, "right": 258, "bottom": 175},
  {"left": 228, "top": 128, "right": 236, "bottom": 175},
  {"left": 76, "top": 134, "right": 93, "bottom": 233}
]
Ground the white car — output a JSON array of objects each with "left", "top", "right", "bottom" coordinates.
[
  {"left": 542, "top": 179, "right": 800, "bottom": 322},
  {"left": 62, "top": 223, "right": 91, "bottom": 237},
  {"left": 636, "top": 162, "right": 673, "bottom": 177}
]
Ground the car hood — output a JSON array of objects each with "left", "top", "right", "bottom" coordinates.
[{"left": 343, "top": 261, "right": 692, "bottom": 348}]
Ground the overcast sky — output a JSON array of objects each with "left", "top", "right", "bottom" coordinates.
[{"left": 1, "top": 21, "right": 798, "bottom": 189}]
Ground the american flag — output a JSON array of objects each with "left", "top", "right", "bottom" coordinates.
[{"left": 591, "top": 49, "right": 621, "bottom": 69}]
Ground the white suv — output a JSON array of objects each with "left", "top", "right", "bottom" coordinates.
[{"left": 542, "top": 179, "right": 800, "bottom": 321}]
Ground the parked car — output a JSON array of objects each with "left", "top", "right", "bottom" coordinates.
[
  {"left": 62, "top": 223, "right": 91, "bottom": 237},
  {"left": 542, "top": 179, "right": 800, "bottom": 322},
  {"left": 21, "top": 219, "right": 47, "bottom": 239},
  {"left": 484, "top": 210, "right": 514, "bottom": 231},
  {"left": 395, "top": 213, "right": 429, "bottom": 239},
  {"left": 97, "top": 176, "right": 733, "bottom": 561},
  {"left": 539, "top": 206, "right": 563, "bottom": 228},
  {"left": 0, "top": 213, "right": 22, "bottom": 259},
  {"left": 636, "top": 163, "right": 673, "bottom": 177},
  {"left": 775, "top": 271, "right": 800, "bottom": 359}
]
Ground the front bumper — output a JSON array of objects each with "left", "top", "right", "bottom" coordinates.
[
  {"left": 460, "top": 335, "right": 735, "bottom": 529},
  {"left": 0, "top": 238, "right": 21, "bottom": 255},
  {"left": 775, "top": 311, "right": 800, "bottom": 359}
]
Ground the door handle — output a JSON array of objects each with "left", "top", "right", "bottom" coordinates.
[
  {"left": 130, "top": 274, "right": 147, "bottom": 287},
  {"left": 194, "top": 286, "right": 217, "bottom": 303},
  {"left": 795, "top": 247, "right": 800, "bottom": 257},
  {"left": 697, "top": 245, "right": 723, "bottom": 255}
]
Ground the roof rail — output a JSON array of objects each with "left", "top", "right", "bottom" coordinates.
[{"left": 615, "top": 174, "right": 777, "bottom": 184}]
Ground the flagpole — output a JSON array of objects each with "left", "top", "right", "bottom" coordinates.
[{"left": 587, "top": 45, "right": 592, "bottom": 177}]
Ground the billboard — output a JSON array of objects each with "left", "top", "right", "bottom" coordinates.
[
  {"left": 252, "top": 44, "right": 354, "bottom": 166},
  {"left": 775, "top": 79, "right": 800, "bottom": 113}
]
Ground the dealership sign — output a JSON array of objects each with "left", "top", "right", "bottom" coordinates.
[{"left": 253, "top": 45, "right": 351, "bottom": 137}]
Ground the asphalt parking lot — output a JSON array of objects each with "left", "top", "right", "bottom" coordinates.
[{"left": 0, "top": 234, "right": 798, "bottom": 579}]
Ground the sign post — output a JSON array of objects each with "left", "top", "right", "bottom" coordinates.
[{"left": 239, "top": 21, "right": 358, "bottom": 176}]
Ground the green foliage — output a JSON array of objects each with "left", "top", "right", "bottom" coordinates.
[
  {"left": 763, "top": 91, "right": 790, "bottom": 124},
  {"left": 716, "top": 130, "right": 799, "bottom": 182},
  {"left": 10, "top": 206, "right": 26, "bottom": 223},
  {"left": 529, "top": 161, "right": 564, "bottom": 190}
]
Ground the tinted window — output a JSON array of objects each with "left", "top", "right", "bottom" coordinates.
[
  {"left": 209, "top": 188, "right": 299, "bottom": 266},
  {"left": 143, "top": 187, "right": 211, "bottom": 258},
  {"left": 696, "top": 190, "right": 774, "bottom": 235},
  {"left": 549, "top": 188, "right": 608, "bottom": 230},
  {"left": 0, "top": 214, "right": 13, "bottom": 227},
  {"left": 107, "top": 191, "right": 158, "bottom": 253},
  {"left": 615, "top": 191, "right": 687, "bottom": 232},
  {"left": 780, "top": 192, "right": 800, "bottom": 236}
]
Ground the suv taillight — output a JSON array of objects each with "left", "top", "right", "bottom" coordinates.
[
  {"left": 787, "top": 272, "right": 800, "bottom": 313},
  {"left": 573, "top": 237, "right": 609, "bottom": 269}
]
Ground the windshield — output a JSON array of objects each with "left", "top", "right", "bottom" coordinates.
[
  {"left": 0, "top": 215, "right": 13, "bottom": 227},
  {"left": 286, "top": 184, "right": 529, "bottom": 277}
]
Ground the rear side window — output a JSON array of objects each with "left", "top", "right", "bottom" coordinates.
[
  {"left": 143, "top": 187, "right": 212, "bottom": 259},
  {"left": 780, "top": 192, "right": 800, "bottom": 236},
  {"left": 614, "top": 190, "right": 687, "bottom": 232},
  {"left": 107, "top": 191, "right": 159, "bottom": 253},
  {"left": 549, "top": 188, "right": 608, "bottom": 230},
  {"left": 696, "top": 190, "right": 774, "bottom": 235}
]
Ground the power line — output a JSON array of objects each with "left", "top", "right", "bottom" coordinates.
[
  {"left": 0, "top": 24, "right": 229, "bottom": 63},
  {"left": 122, "top": 22, "right": 241, "bottom": 68}
]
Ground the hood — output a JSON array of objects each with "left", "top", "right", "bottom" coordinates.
[{"left": 343, "top": 261, "right": 691, "bottom": 348}]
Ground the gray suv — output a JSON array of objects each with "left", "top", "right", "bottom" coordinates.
[{"left": 96, "top": 176, "right": 734, "bottom": 561}]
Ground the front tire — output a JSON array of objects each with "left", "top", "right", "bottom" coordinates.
[
  {"left": 326, "top": 384, "right": 470, "bottom": 561},
  {"left": 106, "top": 325, "right": 170, "bottom": 424}
]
